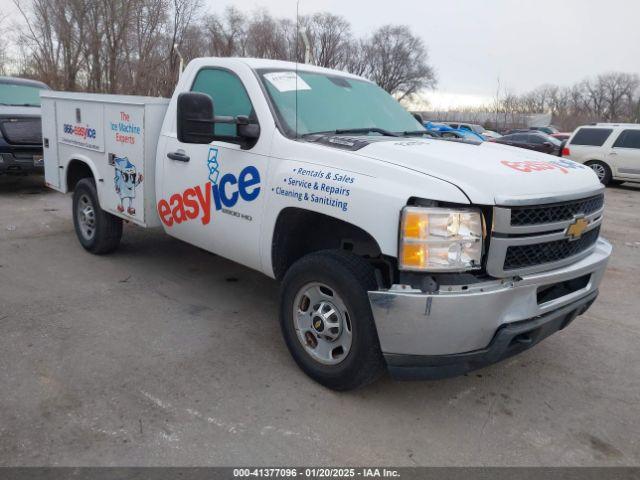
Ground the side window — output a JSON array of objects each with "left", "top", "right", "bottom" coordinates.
[
  {"left": 510, "top": 134, "right": 527, "bottom": 142},
  {"left": 570, "top": 128, "right": 613, "bottom": 147},
  {"left": 191, "top": 68, "right": 254, "bottom": 138},
  {"left": 613, "top": 130, "right": 640, "bottom": 149},
  {"left": 460, "top": 125, "right": 471, "bottom": 131},
  {"left": 528, "top": 134, "right": 544, "bottom": 144}
]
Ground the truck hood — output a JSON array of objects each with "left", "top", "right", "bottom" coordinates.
[
  {"left": 354, "top": 138, "right": 601, "bottom": 205},
  {"left": 0, "top": 105, "right": 41, "bottom": 117}
]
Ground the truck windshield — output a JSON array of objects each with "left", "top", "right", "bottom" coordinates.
[
  {"left": 0, "top": 82, "right": 45, "bottom": 107},
  {"left": 258, "top": 69, "right": 422, "bottom": 137}
]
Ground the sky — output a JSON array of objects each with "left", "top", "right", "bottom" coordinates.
[{"left": 2, "top": 0, "right": 639, "bottom": 109}]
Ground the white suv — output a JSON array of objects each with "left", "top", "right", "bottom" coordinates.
[{"left": 563, "top": 123, "right": 640, "bottom": 185}]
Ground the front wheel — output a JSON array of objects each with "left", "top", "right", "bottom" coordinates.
[
  {"left": 279, "top": 250, "right": 385, "bottom": 391},
  {"left": 585, "top": 160, "right": 612, "bottom": 186},
  {"left": 72, "top": 178, "right": 123, "bottom": 254}
]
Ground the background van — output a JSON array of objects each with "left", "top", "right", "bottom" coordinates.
[{"left": 563, "top": 123, "right": 640, "bottom": 185}]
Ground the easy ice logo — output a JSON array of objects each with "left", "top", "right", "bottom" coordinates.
[
  {"left": 156, "top": 148, "right": 262, "bottom": 228},
  {"left": 501, "top": 159, "right": 586, "bottom": 174}
]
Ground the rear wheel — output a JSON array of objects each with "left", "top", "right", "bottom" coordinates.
[
  {"left": 280, "top": 250, "right": 385, "bottom": 391},
  {"left": 72, "top": 178, "right": 122, "bottom": 254},
  {"left": 585, "top": 160, "right": 612, "bottom": 186}
]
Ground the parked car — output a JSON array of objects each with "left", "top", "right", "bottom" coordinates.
[
  {"left": 493, "top": 131, "right": 563, "bottom": 155},
  {"left": 424, "top": 122, "right": 485, "bottom": 142},
  {"left": 551, "top": 132, "right": 572, "bottom": 142},
  {"left": 442, "top": 122, "right": 485, "bottom": 135},
  {"left": 41, "top": 58, "right": 610, "bottom": 390},
  {"left": 0, "top": 76, "right": 49, "bottom": 175},
  {"left": 481, "top": 130, "right": 502, "bottom": 139},
  {"left": 562, "top": 123, "right": 640, "bottom": 185},
  {"left": 531, "top": 125, "right": 559, "bottom": 135},
  {"left": 504, "top": 126, "right": 559, "bottom": 136}
]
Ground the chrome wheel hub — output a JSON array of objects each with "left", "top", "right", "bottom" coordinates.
[
  {"left": 77, "top": 194, "right": 96, "bottom": 240},
  {"left": 293, "top": 283, "right": 352, "bottom": 365},
  {"left": 589, "top": 163, "right": 606, "bottom": 181}
]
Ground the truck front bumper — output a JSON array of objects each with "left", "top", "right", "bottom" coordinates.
[
  {"left": 0, "top": 140, "right": 44, "bottom": 174},
  {"left": 368, "top": 238, "right": 612, "bottom": 380}
]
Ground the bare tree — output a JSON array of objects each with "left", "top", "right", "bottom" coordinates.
[
  {"left": 123, "top": 0, "right": 169, "bottom": 95},
  {"left": 300, "top": 12, "right": 352, "bottom": 69},
  {"left": 361, "top": 25, "right": 436, "bottom": 101},
  {"left": 10, "top": 3, "right": 436, "bottom": 102},
  {"left": 14, "top": 0, "right": 87, "bottom": 90},
  {"left": 0, "top": 13, "right": 9, "bottom": 75},
  {"left": 245, "top": 10, "right": 290, "bottom": 60},
  {"left": 202, "top": 7, "right": 247, "bottom": 57}
]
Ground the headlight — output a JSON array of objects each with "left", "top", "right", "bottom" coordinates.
[{"left": 399, "top": 207, "right": 483, "bottom": 271}]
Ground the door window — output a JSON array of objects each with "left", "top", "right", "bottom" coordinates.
[
  {"left": 570, "top": 128, "right": 612, "bottom": 146},
  {"left": 191, "top": 68, "right": 255, "bottom": 138},
  {"left": 508, "top": 134, "right": 528, "bottom": 143},
  {"left": 613, "top": 129, "right": 640, "bottom": 149}
]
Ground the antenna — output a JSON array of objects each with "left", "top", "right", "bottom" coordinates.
[
  {"left": 174, "top": 43, "right": 185, "bottom": 79},
  {"left": 295, "top": 0, "right": 300, "bottom": 139}
]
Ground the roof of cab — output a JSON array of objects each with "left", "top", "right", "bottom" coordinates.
[
  {"left": 0, "top": 76, "right": 49, "bottom": 89},
  {"left": 187, "top": 57, "right": 372, "bottom": 83}
]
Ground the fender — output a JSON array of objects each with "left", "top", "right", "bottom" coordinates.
[{"left": 64, "top": 155, "right": 102, "bottom": 194}]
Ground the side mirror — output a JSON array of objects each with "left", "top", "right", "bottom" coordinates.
[
  {"left": 177, "top": 92, "right": 215, "bottom": 144},
  {"left": 177, "top": 92, "right": 260, "bottom": 147},
  {"left": 543, "top": 142, "right": 552, "bottom": 147},
  {"left": 236, "top": 115, "right": 261, "bottom": 140},
  {"left": 412, "top": 113, "right": 424, "bottom": 124}
]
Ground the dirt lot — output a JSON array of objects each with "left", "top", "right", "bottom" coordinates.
[{"left": 1, "top": 174, "right": 639, "bottom": 466}]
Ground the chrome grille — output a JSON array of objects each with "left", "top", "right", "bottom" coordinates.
[
  {"left": 0, "top": 118, "right": 42, "bottom": 144},
  {"left": 487, "top": 190, "right": 605, "bottom": 277},
  {"left": 510, "top": 195, "right": 604, "bottom": 226},
  {"left": 504, "top": 226, "right": 601, "bottom": 271}
]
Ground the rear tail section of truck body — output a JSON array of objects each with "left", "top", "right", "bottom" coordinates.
[{"left": 41, "top": 91, "right": 169, "bottom": 228}]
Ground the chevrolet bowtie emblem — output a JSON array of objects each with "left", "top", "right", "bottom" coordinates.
[{"left": 566, "top": 217, "right": 589, "bottom": 240}]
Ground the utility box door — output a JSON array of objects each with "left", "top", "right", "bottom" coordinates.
[
  {"left": 41, "top": 99, "right": 60, "bottom": 190},
  {"left": 101, "top": 104, "right": 147, "bottom": 223}
]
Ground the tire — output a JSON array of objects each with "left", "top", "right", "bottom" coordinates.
[
  {"left": 585, "top": 160, "right": 612, "bottom": 186},
  {"left": 280, "top": 250, "right": 385, "bottom": 391},
  {"left": 72, "top": 178, "right": 122, "bottom": 254}
]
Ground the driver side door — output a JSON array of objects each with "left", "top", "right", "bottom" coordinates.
[{"left": 160, "top": 67, "right": 268, "bottom": 271}]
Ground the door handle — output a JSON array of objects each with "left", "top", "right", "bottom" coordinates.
[
  {"left": 609, "top": 152, "right": 618, "bottom": 156},
  {"left": 167, "top": 151, "right": 190, "bottom": 162}
]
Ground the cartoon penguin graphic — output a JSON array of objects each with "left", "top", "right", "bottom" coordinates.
[{"left": 113, "top": 156, "right": 143, "bottom": 215}]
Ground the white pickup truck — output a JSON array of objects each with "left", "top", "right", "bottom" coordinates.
[{"left": 41, "top": 58, "right": 611, "bottom": 390}]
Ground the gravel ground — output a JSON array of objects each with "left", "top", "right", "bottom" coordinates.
[{"left": 1, "top": 174, "right": 639, "bottom": 466}]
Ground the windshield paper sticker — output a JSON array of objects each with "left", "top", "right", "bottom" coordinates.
[
  {"left": 501, "top": 159, "right": 586, "bottom": 174},
  {"left": 273, "top": 166, "right": 355, "bottom": 213},
  {"left": 264, "top": 72, "right": 311, "bottom": 92}
]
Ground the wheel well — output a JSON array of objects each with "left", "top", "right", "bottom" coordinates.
[
  {"left": 66, "top": 160, "right": 94, "bottom": 191},
  {"left": 585, "top": 159, "right": 611, "bottom": 168},
  {"left": 271, "top": 208, "right": 391, "bottom": 284}
]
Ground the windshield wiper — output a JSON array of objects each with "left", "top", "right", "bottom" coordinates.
[
  {"left": 334, "top": 127, "right": 399, "bottom": 137},
  {"left": 402, "top": 130, "right": 440, "bottom": 138},
  {"left": 300, "top": 127, "right": 400, "bottom": 138}
]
